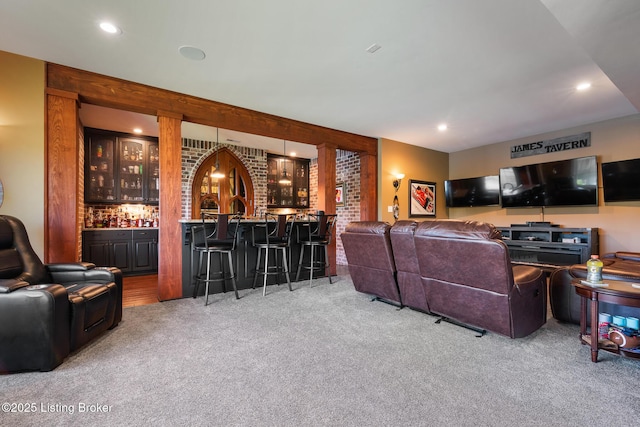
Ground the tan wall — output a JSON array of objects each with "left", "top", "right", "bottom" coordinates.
[
  {"left": 0, "top": 51, "right": 45, "bottom": 259},
  {"left": 378, "top": 138, "right": 449, "bottom": 223},
  {"left": 448, "top": 114, "right": 640, "bottom": 254}
]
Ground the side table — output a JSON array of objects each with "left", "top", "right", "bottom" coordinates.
[{"left": 572, "top": 279, "right": 640, "bottom": 362}]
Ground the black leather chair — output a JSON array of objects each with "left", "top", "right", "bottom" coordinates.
[{"left": 0, "top": 215, "right": 122, "bottom": 373}]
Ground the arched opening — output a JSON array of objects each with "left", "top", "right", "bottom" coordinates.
[{"left": 192, "top": 147, "right": 254, "bottom": 218}]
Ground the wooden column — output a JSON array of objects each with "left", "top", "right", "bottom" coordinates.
[
  {"left": 317, "top": 143, "right": 337, "bottom": 273},
  {"left": 46, "top": 88, "right": 80, "bottom": 263},
  {"left": 157, "top": 111, "right": 183, "bottom": 301},
  {"left": 358, "top": 151, "right": 378, "bottom": 221}
]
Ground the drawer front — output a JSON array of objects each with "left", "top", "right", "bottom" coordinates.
[
  {"left": 83, "top": 229, "right": 132, "bottom": 241},
  {"left": 133, "top": 229, "right": 158, "bottom": 240}
]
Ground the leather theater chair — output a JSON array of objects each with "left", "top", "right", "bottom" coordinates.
[
  {"left": 389, "top": 220, "right": 429, "bottom": 313},
  {"left": 340, "top": 221, "right": 402, "bottom": 306},
  {"left": 413, "top": 220, "right": 547, "bottom": 338},
  {"left": 0, "top": 215, "right": 122, "bottom": 373}
]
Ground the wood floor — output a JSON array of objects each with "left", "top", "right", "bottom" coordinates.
[
  {"left": 122, "top": 274, "right": 159, "bottom": 308},
  {"left": 122, "top": 266, "right": 351, "bottom": 308}
]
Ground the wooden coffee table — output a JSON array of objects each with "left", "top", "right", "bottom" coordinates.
[{"left": 572, "top": 279, "right": 640, "bottom": 362}]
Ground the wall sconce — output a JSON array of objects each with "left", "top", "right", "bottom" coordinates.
[{"left": 393, "top": 173, "right": 405, "bottom": 192}]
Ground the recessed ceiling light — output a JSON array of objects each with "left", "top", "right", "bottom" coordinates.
[
  {"left": 179, "top": 45, "right": 206, "bottom": 61},
  {"left": 133, "top": 128, "right": 142, "bottom": 134},
  {"left": 99, "top": 22, "right": 122, "bottom": 35},
  {"left": 365, "top": 43, "right": 382, "bottom": 54},
  {"left": 437, "top": 123, "right": 448, "bottom": 131},
  {"left": 577, "top": 82, "right": 592, "bottom": 91},
  {"left": 290, "top": 152, "right": 297, "bottom": 157}
]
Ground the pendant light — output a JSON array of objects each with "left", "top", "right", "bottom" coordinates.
[
  {"left": 279, "top": 140, "right": 291, "bottom": 184},
  {"left": 211, "top": 128, "right": 225, "bottom": 179}
]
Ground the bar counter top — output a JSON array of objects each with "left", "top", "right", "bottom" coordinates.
[
  {"left": 179, "top": 217, "right": 316, "bottom": 224},
  {"left": 83, "top": 226, "right": 159, "bottom": 231}
]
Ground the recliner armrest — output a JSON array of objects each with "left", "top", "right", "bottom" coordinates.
[
  {"left": 46, "top": 262, "right": 97, "bottom": 273},
  {"left": 512, "top": 265, "right": 544, "bottom": 295},
  {"left": 0, "top": 278, "right": 30, "bottom": 293},
  {"left": 46, "top": 263, "right": 119, "bottom": 286}
]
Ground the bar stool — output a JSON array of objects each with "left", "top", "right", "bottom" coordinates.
[
  {"left": 192, "top": 213, "right": 241, "bottom": 305},
  {"left": 295, "top": 213, "right": 337, "bottom": 285},
  {"left": 252, "top": 213, "right": 295, "bottom": 296}
]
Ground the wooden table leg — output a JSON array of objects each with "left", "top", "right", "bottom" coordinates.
[
  {"left": 590, "top": 296, "right": 599, "bottom": 363},
  {"left": 580, "top": 296, "right": 587, "bottom": 337}
]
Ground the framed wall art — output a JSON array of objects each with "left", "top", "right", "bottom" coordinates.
[
  {"left": 336, "top": 182, "right": 345, "bottom": 207},
  {"left": 409, "top": 179, "right": 436, "bottom": 217}
]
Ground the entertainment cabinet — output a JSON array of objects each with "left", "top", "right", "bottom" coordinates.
[{"left": 497, "top": 225, "right": 598, "bottom": 271}]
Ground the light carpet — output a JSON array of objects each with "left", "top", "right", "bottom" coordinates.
[{"left": 1, "top": 274, "right": 639, "bottom": 426}]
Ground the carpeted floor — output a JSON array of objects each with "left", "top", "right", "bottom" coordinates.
[{"left": 1, "top": 273, "right": 639, "bottom": 426}]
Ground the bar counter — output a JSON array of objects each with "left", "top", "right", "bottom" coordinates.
[{"left": 180, "top": 218, "right": 321, "bottom": 298}]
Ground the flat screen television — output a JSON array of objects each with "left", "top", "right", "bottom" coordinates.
[
  {"left": 602, "top": 157, "right": 640, "bottom": 202},
  {"left": 444, "top": 175, "right": 500, "bottom": 207},
  {"left": 499, "top": 156, "right": 598, "bottom": 207}
]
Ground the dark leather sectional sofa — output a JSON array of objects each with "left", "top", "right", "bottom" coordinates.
[{"left": 341, "top": 219, "right": 547, "bottom": 338}]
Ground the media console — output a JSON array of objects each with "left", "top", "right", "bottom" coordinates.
[{"left": 497, "top": 225, "right": 598, "bottom": 271}]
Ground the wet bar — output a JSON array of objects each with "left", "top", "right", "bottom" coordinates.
[{"left": 180, "top": 217, "right": 323, "bottom": 298}]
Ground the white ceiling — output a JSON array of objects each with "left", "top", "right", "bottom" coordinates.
[{"left": 1, "top": 0, "right": 639, "bottom": 156}]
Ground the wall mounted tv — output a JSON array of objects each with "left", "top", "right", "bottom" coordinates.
[
  {"left": 444, "top": 175, "right": 500, "bottom": 207},
  {"left": 602, "top": 157, "right": 640, "bottom": 202},
  {"left": 499, "top": 156, "right": 598, "bottom": 208}
]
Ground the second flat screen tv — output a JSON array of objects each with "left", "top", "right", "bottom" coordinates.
[
  {"left": 499, "top": 156, "right": 598, "bottom": 207},
  {"left": 602, "top": 157, "right": 640, "bottom": 202},
  {"left": 444, "top": 175, "right": 500, "bottom": 207}
]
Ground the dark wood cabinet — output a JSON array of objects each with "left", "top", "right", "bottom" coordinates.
[
  {"left": 267, "top": 155, "right": 309, "bottom": 208},
  {"left": 82, "top": 229, "right": 158, "bottom": 275},
  {"left": 85, "top": 128, "right": 159, "bottom": 204},
  {"left": 132, "top": 229, "right": 158, "bottom": 272}
]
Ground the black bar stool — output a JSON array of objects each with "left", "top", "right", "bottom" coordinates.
[
  {"left": 295, "top": 213, "right": 337, "bottom": 285},
  {"left": 192, "top": 213, "right": 241, "bottom": 305},
  {"left": 252, "top": 213, "right": 295, "bottom": 296}
]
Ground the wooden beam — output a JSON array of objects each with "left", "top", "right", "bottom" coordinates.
[
  {"left": 358, "top": 151, "right": 378, "bottom": 221},
  {"left": 157, "top": 113, "right": 184, "bottom": 301},
  {"left": 317, "top": 143, "right": 338, "bottom": 274},
  {"left": 45, "top": 88, "right": 80, "bottom": 263},
  {"left": 46, "top": 63, "right": 377, "bottom": 155}
]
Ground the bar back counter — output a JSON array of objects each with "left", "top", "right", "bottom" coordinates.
[{"left": 180, "top": 218, "right": 324, "bottom": 298}]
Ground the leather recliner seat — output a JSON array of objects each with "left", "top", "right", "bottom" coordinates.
[
  {"left": 389, "top": 220, "right": 429, "bottom": 313},
  {"left": 549, "top": 251, "right": 640, "bottom": 324},
  {"left": 0, "top": 215, "right": 122, "bottom": 373},
  {"left": 412, "top": 220, "right": 547, "bottom": 338},
  {"left": 340, "top": 221, "right": 402, "bottom": 305}
]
